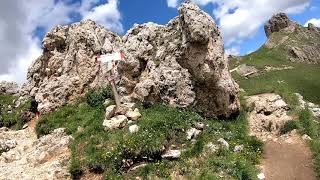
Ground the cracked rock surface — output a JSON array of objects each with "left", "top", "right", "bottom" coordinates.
[
  {"left": 22, "top": 3, "right": 240, "bottom": 118},
  {"left": 0, "top": 128, "right": 71, "bottom": 180}
]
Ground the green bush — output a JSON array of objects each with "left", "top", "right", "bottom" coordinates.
[
  {"left": 86, "top": 86, "right": 113, "bottom": 107},
  {"left": 280, "top": 120, "right": 300, "bottom": 135}
]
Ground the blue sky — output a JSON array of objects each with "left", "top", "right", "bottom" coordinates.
[
  {"left": 34, "top": 0, "right": 320, "bottom": 55},
  {"left": 0, "top": 0, "right": 319, "bottom": 83}
]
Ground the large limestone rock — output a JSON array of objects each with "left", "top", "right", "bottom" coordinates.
[
  {"left": 264, "top": 13, "right": 320, "bottom": 64},
  {"left": 21, "top": 20, "right": 122, "bottom": 113},
  {"left": 119, "top": 3, "right": 240, "bottom": 118},
  {"left": 22, "top": 3, "right": 240, "bottom": 118}
]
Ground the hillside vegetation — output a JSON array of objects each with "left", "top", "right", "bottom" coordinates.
[
  {"left": 230, "top": 25, "right": 320, "bottom": 178},
  {"left": 36, "top": 88, "right": 263, "bottom": 179},
  {"left": 231, "top": 33, "right": 320, "bottom": 105}
]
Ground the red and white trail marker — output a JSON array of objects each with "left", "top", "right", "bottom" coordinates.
[
  {"left": 96, "top": 52, "right": 125, "bottom": 107},
  {"left": 97, "top": 52, "right": 125, "bottom": 72}
]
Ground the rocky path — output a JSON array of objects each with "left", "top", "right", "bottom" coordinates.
[
  {"left": 0, "top": 119, "right": 72, "bottom": 180},
  {"left": 246, "top": 93, "right": 317, "bottom": 180}
]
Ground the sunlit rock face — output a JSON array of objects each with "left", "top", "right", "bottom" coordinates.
[{"left": 22, "top": 3, "right": 240, "bottom": 118}]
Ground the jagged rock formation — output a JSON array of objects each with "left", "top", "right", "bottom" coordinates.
[
  {"left": 0, "top": 128, "right": 71, "bottom": 179},
  {"left": 264, "top": 13, "right": 320, "bottom": 64},
  {"left": 119, "top": 3, "right": 239, "bottom": 118},
  {"left": 20, "top": 20, "right": 122, "bottom": 113},
  {"left": 0, "top": 81, "right": 19, "bottom": 95},
  {"left": 264, "top": 13, "right": 292, "bottom": 38},
  {"left": 22, "top": 3, "right": 240, "bottom": 118}
]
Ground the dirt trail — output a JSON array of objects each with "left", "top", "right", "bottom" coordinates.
[
  {"left": 262, "top": 139, "right": 316, "bottom": 180},
  {"left": 246, "top": 93, "right": 317, "bottom": 180}
]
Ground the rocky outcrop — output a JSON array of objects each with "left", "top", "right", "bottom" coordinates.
[
  {"left": 246, "top": 93, "right": 293, "bottom": 141},
  {"left": 119, "top": 3, "right": 240, "bottom": 118},
  {"left": 295, "top": 93, "right": 320, "bottom": 118},
  {"left": 0, "top": 128, "right": 71, "bottom": 179},
  {"left": 264, "top": 13, "right": 291, "bottom": 38},
  {"left": 0, "top": 81, "right": 19, "bottom": 95},
  {"left": 22, "top": 3, "right": 240, "bottom": 118},
  {"left": 264, "top": 13, "right": 320, "bottom": 64},
  {"left": 21, "top": 20, "right": 122, "bottom": 113}
]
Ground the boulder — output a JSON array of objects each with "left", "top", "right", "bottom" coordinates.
[
  {"left": 128, "top": 124, "right": 139, "bottom": 133},
  {"left": 161, "top": 149, "right": 181, "bottom": 159},
  {"left": 194, "top": 122, "right": 205, "bottom": 130},
  {"left": 235, "top": 64, "right": 259, "bottom": 77},
  {"left": 105, "top": 105, "right": 117, "bottom": 119},
  {"left": 125, "top": 108, "right": 142, "bottom": 121},
  {"left": 186, "top": 128, "right": 201, "bottom": 140},
  {"left": 119, "top": 3, "right": 240, "bottom": 118},
  {"left": 103, "top": 115, "right": 128, "bottom": 131},
  {"left": 217, "top": 138, "right": 229, "bottom": 149}
]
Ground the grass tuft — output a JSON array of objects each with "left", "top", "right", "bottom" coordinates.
[{"left": 280, "top": 120, "right": 300, "bottom": 135}]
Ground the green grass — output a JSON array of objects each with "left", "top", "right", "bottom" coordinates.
[
  {"left": 36, "top": 89, "right": 263, "bottom": 179},
  {"left": 233, "top": 46, "right": 320, "bottom": 105},
  {"left": 231, "top": 41, "right": 320, "bottom": 178},
  {"left": 0, "top": 94, "right": 31, "bottom": 129},
  {"left": 279, "top": 120, "right": 300, "bottom": 135},
  {"left": 297, "top": 109, "right": 320, "bottom": 178}
]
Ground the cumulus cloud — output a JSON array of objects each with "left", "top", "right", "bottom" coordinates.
[
  {"left": 0, "top": 0, "right": 123, "bottom": 84},
  {"left": 304, "top": 18, "right": 320, "bottom": 27},
  {"left": 225, "top": 46, "right": 240, "bottom": 56},
  {"left": 81, "top": 0, "right": 124, "bottom": 33},
  {"left": 168, "top": 0, "right": 310, "bottom": 54},
  {"left": 167, "top": 0, "right": 179, "bottom": 8}
]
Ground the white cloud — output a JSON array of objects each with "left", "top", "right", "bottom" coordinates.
[
  {"left": 225, "top": 46, "right": 240, "bottom": 56},
  {"left": 81, "top": 0, "right": 124, "bottom": 33},
  {"left": 167, "top": 0, "right": 179, "bottom": 8},
  {"left": 0, "top": 0, "right": 123, "bottom": 84},
  {"left": 168, "top": 0, "right": 310, "bottom": 52},
  {"left": 304, "top": 18, "right": 320, "bottom": 27}
]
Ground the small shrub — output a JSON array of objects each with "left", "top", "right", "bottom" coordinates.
[
  {"left": 86, "top": 86, "right": 113, "bottom": 107},
  {"left": 299, "top": 109, "right": 318, "bottom": 138},
  {"left": 280, "top": 120, "right": 299, "bottom": 135},
  {"left": 69, "top": 158, "right": 82, "bottom": 179}
]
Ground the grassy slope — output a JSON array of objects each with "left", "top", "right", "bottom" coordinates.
[
  {"left": 231, "top": 29, "right": 320, "bottom": 178},
  {"left": 0, "top": 94, "right": 31, "bottom": 129},
  {"left": 232, "top": 46, "right": 320, "bottom": 105},
  {"left": 36, "top": 89, "right": 263, "bottom": 179}
]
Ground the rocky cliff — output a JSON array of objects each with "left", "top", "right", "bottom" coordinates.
[
  {"left": 264, "top": 13, "right": 320, "bottom": 64},
  {"left": 22, "top": 3, "right": 240, "bottom": 118}
]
